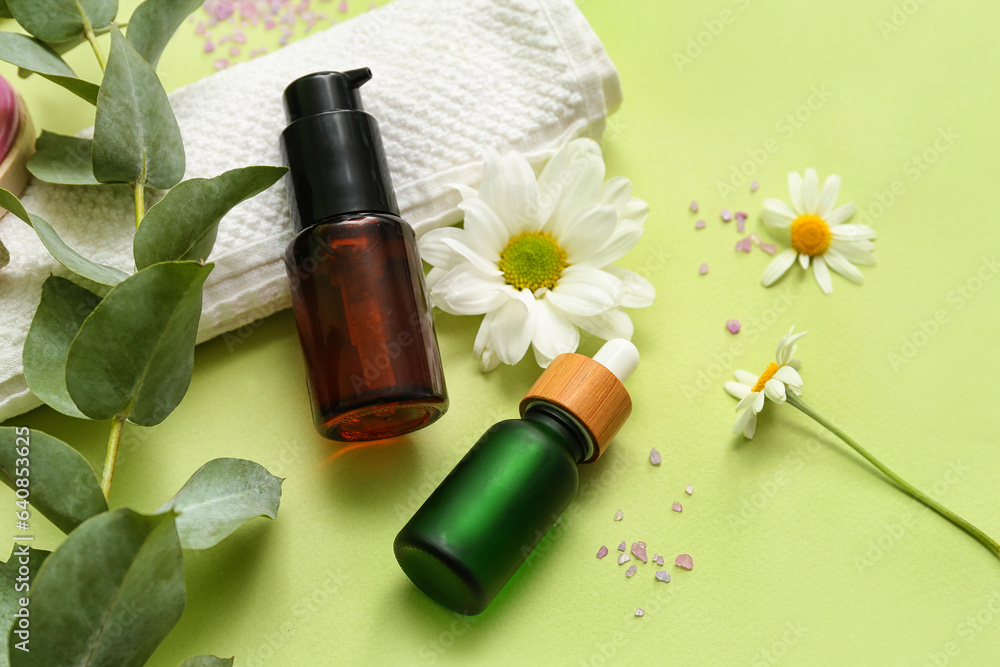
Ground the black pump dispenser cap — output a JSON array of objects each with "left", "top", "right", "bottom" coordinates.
[{"left": 280, "top": 68, "right": 400, "bottom": 232}]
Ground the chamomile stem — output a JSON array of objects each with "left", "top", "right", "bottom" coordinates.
[
  {"left": 100, "top": 414, "right": 125, "bottom": 500},
  {"left": 786, "top": 393, "right": 1000, "bottom": 561}
]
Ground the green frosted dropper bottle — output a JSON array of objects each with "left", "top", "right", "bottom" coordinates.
[{"left": 394, "top": 339, "right": 638, "bottom": 615}]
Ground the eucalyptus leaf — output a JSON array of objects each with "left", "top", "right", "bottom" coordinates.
[
  {"left": 27, "top": 131, "right": 101, "bottom": 186},
  {"left": 0, "top": 238, "right": 8, "bottom": 270},
  {"left": 0, "top": 427, "right": 107, "bottom": 533},
  {"left": 127, "top": 0, "right": 203, "bottom": 69},
  {"left": 134, "top": 166, "right": 287, "bottom": 269},
  {"left": 8, "top": 509, "right": 184, "bottom": 667},
  {"left": 7, "top": 0, "right": 117, "bottom": 44},
  {"left": 157, "top": 458, "right": 283, "bottom": 550},
  {"left": 93, "top": 26, "right": 184, "bottom": 189},
  {"left": 65, "top": 261, "right": 212, "bottom": 426},
  {"left": 0, "top": 188, "right": 128, "bottom": 285},
  {"left": 0, "top": 1, "right": 11, "bottom": 19},
  {"left": 1, "top": 546, "right": 48, "bottom": 667},
  {"left": 0, "top": 33, "right": 98, "bottom": 104},
  {"left": 179, "top": 656, "right": 235, "bottom": 667},
  {"left": 22, "top": 277, "right": 101, "bottom": 418}
]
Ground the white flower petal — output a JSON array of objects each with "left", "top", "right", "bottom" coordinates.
[
  {"left": 830, "top": 240, "right": 877, "bottom": 266},
  {"left": 441, "top": 238, "right": 502, "bottom": 276},
  {"left": 736, "top": 391, "right": 758, "bottom": 413},
  {"left": 451, "top": 182, "right": 479, "bottom": 201},
  {"left": 725, "top": 381, "right": 751, "bottom": 400},
  {"left": 541, "top": 139, "right": 606, "bottom": 235},
  {"left": 798, "top": 252, "right": 810, "bottom": 270},
  {"left": 817, "top": 174, "right": 841, "bottom": 218},
  {"left": 831, "top": 223, "right": 876, "bottom": 241},
  {"left": 788, "top": 171, "right": 805, "bottom": 214},
  {"left": 547, "top": 265, "right": 623, "bottom": 316},
  {"left": 812, "top": 255, "right": 833, "bottom": 294},
  {"left": 566, "top": 307, "right": 634, "bottom": 340},
  {"left": 459, "top": 198, "right": 509, "bottom": 259},
  {"left": 742, "top": 412, "right": 758, "bottom": 439},
  {"left": 499, "top": 150, "right": 541, "bottom": 231},
  {"left": 600, "top": 176, "right": 632, "bottom": 215},
  {"left": 733, "top": 370, "right": 757, "bottom": 386},
  {"left": 559, "top": 203, "right": 618, "bottom": 264},
  {"left": 620, "top": 198, "right": 649, "bottom": 225},
  {"left": 580, "top": 222, "right": 644, "bottom": 268},
  {"left": 419, "top": 226, "right": 467, "bottom": 269},
  {"left": 473, "top": 310, "right": 496, "bottom": 358},
  {"left": 763, "top": 378, "right": 786, "bottom": 403},
  {"left": 761, "top": 198, "right": 797, "bottom": 228},
  {"left": 734, "top": 406, "right": 755, "bottom": 437},
  {"left": 488, "top": 294, "right": 537, "bottom": 365},
  {"left": 826, "top": 202, "right": 856, "bottom": 226},
  {"left": 425, "top": 266, "right": 448, "bottom": 290},
  {"left": 601, "top": 265, "right": 655, "bottom": 308},
  {"left": 824, "top": 248, "right": 865, "bottom": 284},
  {"left": 803, "top": 168, "right": 819, "bottom": 213},
  {"left": 773, "top": 365, "right": 803, "bottom": 388},
  {"left": 762, "top": 248, "right": 797, "bottom": 287},
  {"left": 531, "top": 297, "right": 580, "bottom": 365},
  {"left": 478, "top": 147, "right": 505, "bottom": 221},
  {"left": 431, "top": 264, "right": 513, "bottom": 315},
  {"left": 753, "top": 391, "right": 766, "bottom": 414}
]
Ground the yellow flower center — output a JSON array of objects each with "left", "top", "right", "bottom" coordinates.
[
  {"left": 752, "top": 362, "right": 780, "bottom": 393},
  {"left": 497, "top": 231, "right": 567, "bottom": 291},
  {"left": 790, "top": 214, "right": 832, "bottom": 256}
]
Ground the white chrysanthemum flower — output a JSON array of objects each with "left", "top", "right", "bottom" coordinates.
[
  {"left": 419, "top": 139, "right": 655, "bottom": 371},
  {"left": 760, "top": 169, "right": 876, "bottom": 294},
  {"left": 724, "top": 326, "right": 806, "bottom": 438}
]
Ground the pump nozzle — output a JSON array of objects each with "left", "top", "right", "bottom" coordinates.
[{"left": 283, "top": 68, "right": 373, "bottom": 122}]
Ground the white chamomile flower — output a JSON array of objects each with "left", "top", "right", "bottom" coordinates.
[
  {"left": 761, "top": 169, "right": 876, "bottom": 294},
  {"left": 724, "top": 326, "right": 806, "bottom": 438},
  {"left": 418, "top": 139, "right": 655, "bottom": 371}
]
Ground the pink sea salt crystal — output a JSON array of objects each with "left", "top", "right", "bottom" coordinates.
[
  {"left": 650, "top": 448, "right": 662, "bottom": 465},
  {"left": 338, "top": 0, "right": 349, "bottom": 11},
  {"left": 735, "top": 211, "right": 748, "bottom": 221},
  {"left": 698, "top": 262, "right": 708, "bottom": 275},
  {"left": 761, "top": 243, "right": 777, "bottom": 255},
  {"left": 626, "top": 564, "right": 638, "bottom": 578},
  {"left": 654, "top": 554, "right": 665, "bottom": 566},
  {"left": 631, "top": 542, "right": 648, "bottom": 563},
  {"left": 690, "top": 200, "right": 699, "bottom": 212},
  {"left": 655, "top": 570, "right": 671, "bottom": 583},
  {"left": 726, "top": 319, "right": 741, "bottom": 334},
  {"left": 213, "top": 58, "right": 230, "bottom": 70},
  {"left": 675, "top": 554, "right": 694, "bottom": 570},
  {"left": 721, "top": 209, "right": 733, "bottom": 222},
  {"left": 618, "top": 553, "right": 630, "bottom": 565},
  {"left": 672, "top": 501, "right": 683, "bottom": 513},
  {"left": 686, "top": 485, "right": 694, "bottom": 495},
  {"left": 597, "top": 545, "right": 609, "bottom": 559},
  {"left": 695, "top": 219, "right": 706, "bottom": 229},
  {"left": 635, "top": 608, "right": 645, "bottom": 617},
  {"left": 618, "top": 541, "right": 626, "bottom": 551},
  {"left": 203, "top": 40, "right": 216, "bottom": 53},
  {"left": 736, "top": 217, "right": 746, "bottom": 233},
  {"left": 614, "top": 509, "right": 623, "bottom": 521},
  {"left": 735, "top": 237, "right": 753, "bottom": 253},
  {"left": 751, "top": 180, "right": 760, "bottom": 192},
  {"left": 229, "top": 45, "right": 241, "bottom": 56}
]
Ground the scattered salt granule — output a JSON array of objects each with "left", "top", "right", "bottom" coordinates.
[
  {"left": 721, "top": 209, "right": 733, "bottom": 222},
  {"left": 686, "top": 485, "right": 694, "bottom": 495},
  {"left": 338, "top": 0, "right": 349, "bottom": 12},
  {"left": 736, "top": 217, "right": 747, "bottom": 234},
  {"left": 655, "top": 570, "right": 671, "bottom": 583},
  {"left": 761, "top": 243, "right": 778, "bottom": 255},
  {"left": 695, "top": 219, "right": 706, "bottom": 229},
  {"left": 690, "top": 200, "right": 699, "bottom": 212},
  {"left": 213, "top": 58, "right": 230, "bottom": 70},
  {"left": 751, "top": 180, "right": 760, "bottom": 192},
  {"left": 631, "top": 542, "right": 648, "bottom": 563},
  {"left": 749, "top": 233, "right": 762, "bottom": 246},
  {"left": 597, "top": 545, "right": 609, "bottom": 559},
  {"left": 698, "top": 262, "right": 709, "bottom": 275},
  {"left": 618, "top": 541, "right": 626, "bottom": 552},
  {"left": 735, "top": 211, "right": 748, "bottom": 221},
  {"left": 726, "top": 319, "right": 741, "bottom": 334},
  {"left": 203, "top": 40, "right": 216, "bottom": 53},
  {"left": 675, "top": 554, "right": 694, "bottom": 570},
  {"left": 672, "top": 501, "right": 683, "bottom": 513},
  {"left": 650, "top": 448, "right": 662, "bottom": 465},
  {"left": 654, "top": 554, "right": 665, "bottom": 566},
  {"left": 614, "top": 509, "right": 623, "bottom": 521},
  {"left": 625, "top": 564, "right": 638, "bottom": 578},
  {"left": 735, "top": 237, "right": 754, "bottom": 253},
  {"left": 618, "top": 553, "right": 630, "bottom": 565},
  {"left": 228, "top": 45, "right": 241, "bottom": 56},
  {"left": 635, "top": 607, "right": 645, "bottom": 617}
]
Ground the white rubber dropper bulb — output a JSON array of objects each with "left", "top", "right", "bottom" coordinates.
[{"left": 592, "top": 338, "right": 639, "bottom": 383}]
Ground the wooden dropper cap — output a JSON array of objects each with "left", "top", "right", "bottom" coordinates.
[{"left": 519, "top": 339, "right": 637, "bottom": 463}]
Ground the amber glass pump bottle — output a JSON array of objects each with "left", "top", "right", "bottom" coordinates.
[
  {"left": 280, "top": 69, "right": 448, "bottom": 441},
  {"left": 394, "top": 339, "right": 638, "bottom": 615}
]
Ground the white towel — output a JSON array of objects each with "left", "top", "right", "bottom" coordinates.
[{"left": 0, "top": 0, "right": 621, "bottom": 423}]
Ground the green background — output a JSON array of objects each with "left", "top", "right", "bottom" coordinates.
[{"left": 4, "top": 0, "right": 1000, "bottom": 664}]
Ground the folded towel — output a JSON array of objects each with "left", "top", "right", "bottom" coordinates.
[{"left": 0, "top": 0, "right": 622, "bottom": 423}]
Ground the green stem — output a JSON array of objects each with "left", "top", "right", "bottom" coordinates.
[
  {"left": 100, "top": 414, "right": 125, "bottom": 500},
  {"left": 81, "top": 17, "right": 106, "bottom": 72},
  {"left": 133, "top": 178, "right": 145, "bottom": 229},
  {"left": 786, "top": 393, "right": 1000, "bottom": 561}
]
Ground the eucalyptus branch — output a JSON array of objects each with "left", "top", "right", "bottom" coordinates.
[
  {"left": 100, "top": 414, "right": 125, "bottom": 499},
  {"left": 81, "top": 16, "right": 107, "bottom": 71},
  {"left": 133, "top": 176, "right": 146, "bottom": 229}
]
